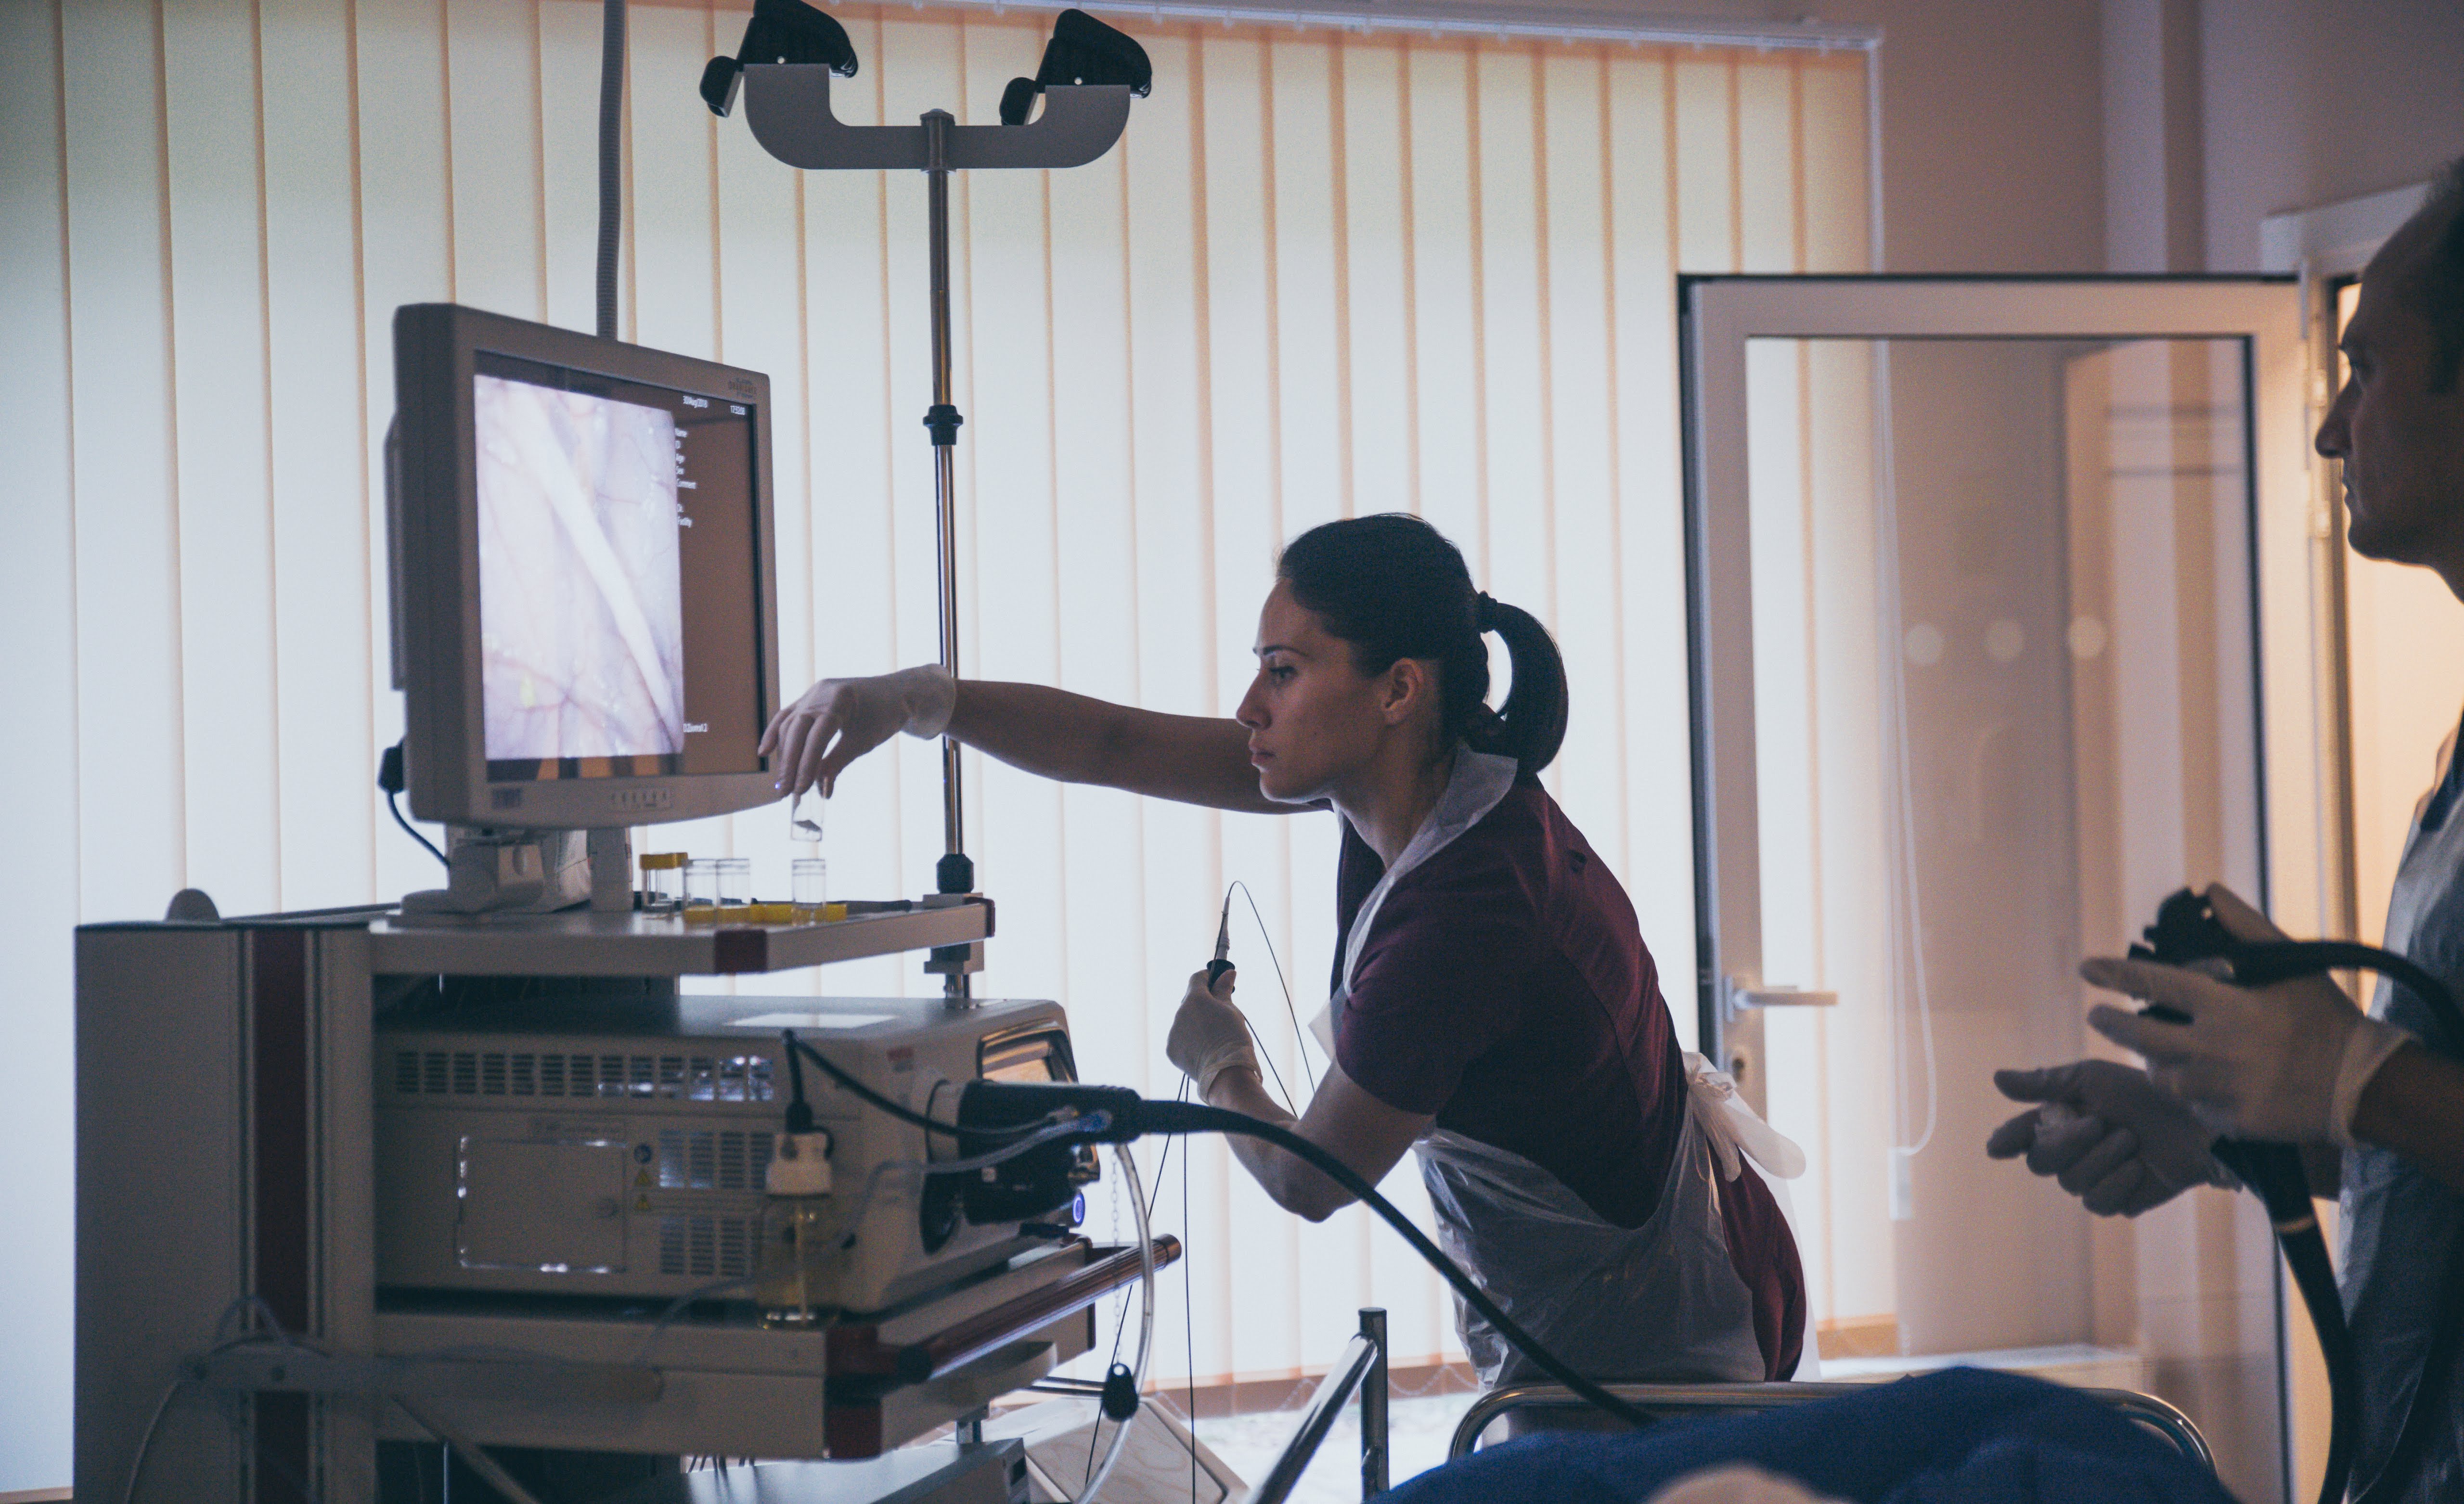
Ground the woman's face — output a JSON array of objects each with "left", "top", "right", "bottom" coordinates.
[{"left": 1237, "top": 580, "right": 1425, "bottom": 803}]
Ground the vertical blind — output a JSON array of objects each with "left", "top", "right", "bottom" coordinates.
[{"left": 0, "top": 0, "right": 1868, "bottom": 1474}]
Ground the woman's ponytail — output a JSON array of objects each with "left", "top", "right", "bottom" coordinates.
[
  {"left": 1466, "top": 594, "right": 1569, "bottom": 775},
  {"left": 1277, "top": 514, "right": 1570, "bottom": 777}
]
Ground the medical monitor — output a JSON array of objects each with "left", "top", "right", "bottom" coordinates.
[{"left": 389, "top": 304, "right": 780, "bottom": 829}]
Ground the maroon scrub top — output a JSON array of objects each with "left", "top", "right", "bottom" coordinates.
[{"left": 1331, "top": 779, "right": 1806, "bottom": 1380}]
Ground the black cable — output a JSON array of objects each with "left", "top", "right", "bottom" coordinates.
[
  {"left": 1129, "top": 1099, "right": 1656, "bottom": 1432},
  {"left": 2232, "top": 939, "right": 2464, "bottom": 1054},
  {"left": 781, "top": 1031, "right": 815, "bottom": 1135},
  {"left": 2216, "top": 1139, "right": 2357, "bottom": 1504},
  {"left": 783, "top": 1034, "right": 1049, "bottom": 1141},
  {"left": 386, "top": 789, "right": 449, "bottom": 869},
  {"left": 595, "top": 0, "right": 625, "bottom": 340},
  {"left": 377, "top": 742, "right": 449, "bottom": 869}
]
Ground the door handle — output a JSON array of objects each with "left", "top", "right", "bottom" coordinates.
[{"left": 1726, "top": 980, "right": 1838, "bottom": 1010}]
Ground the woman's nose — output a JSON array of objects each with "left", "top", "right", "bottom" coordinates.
[{"left": 1235, "top": 678, "right": 1267, "bottom": 729}]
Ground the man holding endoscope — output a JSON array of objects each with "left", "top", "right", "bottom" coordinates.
[
  {"left": 1992, "top": 162, "right": 2464, "bottom": 1501},
  {"left": 764, "top": 513, "right": 1808, "bottom": 1391}
]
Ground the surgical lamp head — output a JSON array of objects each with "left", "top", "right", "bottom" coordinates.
[
  {"left": 701, "top": 0, "right": 860, "bottom": 119},
  {"left": 999, "top": 9, "right": 1154, "bottom": 127}
]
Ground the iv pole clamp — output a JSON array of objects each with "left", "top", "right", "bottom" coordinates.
[{"left": 709, "top": 1, "right": 1153, "bottom": 999}]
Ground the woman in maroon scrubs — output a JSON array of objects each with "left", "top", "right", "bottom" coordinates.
[{"left": 764, "top": 513, "right": 1806, "bottom": 1386}]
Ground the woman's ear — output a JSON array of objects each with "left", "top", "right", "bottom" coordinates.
[{"left": 1379, "top": 657, "right": 1434, "bottom": 726}]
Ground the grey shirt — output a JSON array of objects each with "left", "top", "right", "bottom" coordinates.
[{"left": 2344, "top": 725, "right": 2464, "bottom": 1501}]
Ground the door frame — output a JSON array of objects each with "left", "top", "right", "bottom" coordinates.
[
  {"left": 1676, "top": 273, "right": 2312, "bottom": 1502},
  {"left": 1677, "top": 273, "right": 2313, "bottom": 1058}
]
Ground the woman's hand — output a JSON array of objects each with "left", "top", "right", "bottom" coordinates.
[
  {"left": 1168, "top": 973, "right": 1439, "bottom": 1222},
  {"left": 1166, "top": 968, "right": 1258, "bottom": 1098},
  {"left": 761, "top": 666, "right": 955, "bottom": 797}
]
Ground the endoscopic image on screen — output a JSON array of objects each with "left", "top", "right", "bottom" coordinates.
[{"left": 474, "top": 373, "right": 687, "bottom": 764}]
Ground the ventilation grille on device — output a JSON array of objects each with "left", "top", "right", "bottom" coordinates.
[
  {"left": 658, "top": 1214, "right": 759, "bottom": 1280},
  {"left": 390, "top": 1050, "right": 775, "bottom": 1103},
  {"left": 656, "top": 1129, "right": 776, "bottom": 1192}
]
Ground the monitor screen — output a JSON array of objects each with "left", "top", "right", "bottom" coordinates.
[
  {"left": 472, "top": 353, "right": 762, "bottom": 783},
  {"left": 389, "top": 303, "right": 779, "bottom": 830}
]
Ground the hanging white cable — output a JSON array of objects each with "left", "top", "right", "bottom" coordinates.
[
  {"left": 1076, "top": 1143, "right": 1156, "bottom": 1503},
  {"left": 1873, "top": 344, "right": 1940, "bottom": 1161}
]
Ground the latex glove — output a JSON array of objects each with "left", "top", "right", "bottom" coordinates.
[
  {"left": 760, "top": 665, "right": 956, "bottom": 798},
  {"left": 2080, "top": 884, "right": 2413, "bottom": 1147},
  {"left": 1165, "top": 968, "right": 1258, "bottom": 1099},
  {"left": 1987, "top": 1059, "right": 2236, "bottom": 1216}
]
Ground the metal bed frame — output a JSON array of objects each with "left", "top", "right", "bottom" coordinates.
[
  {"left": 1236, "top": 1312, "right": 2217, "bottom": 1504},
  {"left": 1443, "top": 1379, "right": 2217, "bottom": 1473}
]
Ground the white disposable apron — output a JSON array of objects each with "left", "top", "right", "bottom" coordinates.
[{"left": 1314, "top": 748, "right": 1805, "bottom": 1387}]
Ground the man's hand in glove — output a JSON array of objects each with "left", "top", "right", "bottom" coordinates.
[
  {"left": 2082, "top": 884, "right": 2412, "bottom": 1147},
  {"left": 1987, "top": 1058, "right": 2237, "bottom": 1216}
]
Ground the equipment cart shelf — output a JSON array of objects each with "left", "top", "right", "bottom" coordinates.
[
  {"left": 366, "top": 898, "right": 993, "bottom": 977},
  {"left": 75, "top": 895, "right": 1146, "bottom": 1504}
]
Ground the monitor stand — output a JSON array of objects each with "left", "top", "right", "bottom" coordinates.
[{"left": 401, "top": 826, "right": 633, "bottom": 916}]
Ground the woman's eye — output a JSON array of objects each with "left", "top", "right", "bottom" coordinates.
[{"left": 1268, "top": 666, "right": 1295, "bottom": 683}]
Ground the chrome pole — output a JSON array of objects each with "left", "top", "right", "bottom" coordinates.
[
  {"left": 924, "top": 109, "right": 965, "bottom": 869},
  {"left": 921, "top": 108, "right": 975, "bottom": 1000}
]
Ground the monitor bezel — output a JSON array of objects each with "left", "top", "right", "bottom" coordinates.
[{"left": 392, "top": 303, "right": 781, "bottom": 830}]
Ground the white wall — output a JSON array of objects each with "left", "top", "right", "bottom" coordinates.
[{"left": 2198, "top": 0, "right": 2464, "bottom": 275}]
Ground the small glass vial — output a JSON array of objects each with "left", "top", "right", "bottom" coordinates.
[
  {"left": 682, "top": 858, "right": 722, "bottom": 924},
  {"left": 714, "top": 856, "right": 753, "bottom": 908},
  {"left": 638, "top": 852, "right": 687, "bottom": 915},
  {"left": 757, "top": 1130, "right": 836, "bottom": 1326},
  {"left": 787, "top": 788, "right": 825, "bottom": 844},
  {"left": 791, "top": 857, "right": 829, "bottom": 922}
]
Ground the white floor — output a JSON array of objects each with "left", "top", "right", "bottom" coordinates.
[{"left": 1192, "top": 1389, "right": 1483, "bottom": 1504}]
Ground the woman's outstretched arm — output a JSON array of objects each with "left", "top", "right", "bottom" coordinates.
[
  {"left": 763, "top": 669, "right": 1294, "bottom": 814},
  {"left": 947, "top": 681, "right": 1288, "bottom": 812}
]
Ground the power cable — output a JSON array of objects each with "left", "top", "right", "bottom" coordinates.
[{"left": 376, "top": 742, "right": 448, "bottom": 869}]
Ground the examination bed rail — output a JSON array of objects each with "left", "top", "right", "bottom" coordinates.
[
  {"left": 1442, "top": 1379, "right": 2218, "bottom": 1474},
  {"left": 1243, "top": 1318, "right": 2218, "bottom": 1502}
]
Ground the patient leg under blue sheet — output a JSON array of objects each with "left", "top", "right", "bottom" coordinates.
[{"left": 1388, "top": 1368, "right": 2239, "bottom": 1504}]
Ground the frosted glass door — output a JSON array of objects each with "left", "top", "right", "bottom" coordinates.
[{"left": 1681, "top": 278, "right": 2310, "bottom": 1504}]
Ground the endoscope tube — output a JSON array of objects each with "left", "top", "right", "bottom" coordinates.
[
  {"left": 2129, "top": 900, "right": 2463, "bottom": 1504},
  {"left": 1127, "top": 1099, "right": 1657, "bottom": 1432},
  {"left": 784, "top": 1034, "right": 1052, "bottom": 1141},
  {"left": 831, "top": 1117, "right": 1104, "bottom": 1253}
]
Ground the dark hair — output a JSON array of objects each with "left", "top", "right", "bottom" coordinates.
[
  {"left": 1276, "top": 514, "right": 1570, "bottom": 774},
  {"left": 2396, "top": 155, "right": 2464, "bottom": 393}
]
